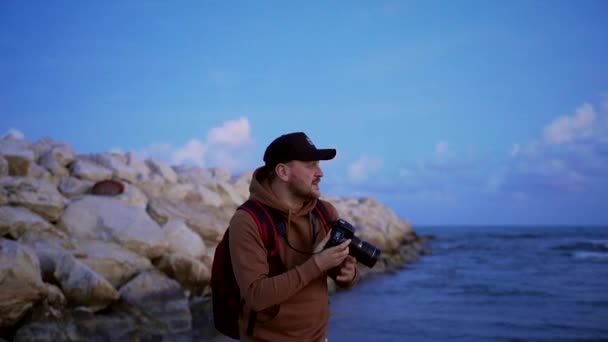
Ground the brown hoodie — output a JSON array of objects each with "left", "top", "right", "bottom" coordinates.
[{"left": 228, "top": 167, "right": 359, "bottom": 342}]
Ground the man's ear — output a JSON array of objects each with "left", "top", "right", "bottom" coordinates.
[{"left": 275, "top": 163, "right": 290, "bottom": 182}]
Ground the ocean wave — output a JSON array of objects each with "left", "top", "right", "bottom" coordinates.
[
  {"left": 458, "top": 284, "right": 554, "bottom": 298},
  {"left": 572, "top": 251, "right": 608, "bottom": 260},
  {"left": 552, "top": 241, "right": 608, "bottom": 253},
  {"left": 489, "top": 233, "right": 545, "bottom": 240}
]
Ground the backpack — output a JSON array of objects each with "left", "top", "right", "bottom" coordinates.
[{"left": 210, "top": 199, "right": 333, "bottom": 339}]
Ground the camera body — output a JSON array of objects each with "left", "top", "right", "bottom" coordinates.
[{"left": 324, "top": 219, "right": 381, "bottom": 268}]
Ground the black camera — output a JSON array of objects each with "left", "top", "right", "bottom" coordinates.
[{"left": 324, "top": 219, "right": 381, "bottom": 268}]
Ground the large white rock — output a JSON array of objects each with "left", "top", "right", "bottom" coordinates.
[
  {"left": 70, "top": 159, "right": 113, "bottom": 182},
  {"left": 0, "top": 239, "right": 47, "bottom": 327},
  {"left": 58, "top": 195, "right": 167, "bottom": 258},
  {"left": 58, "top": 177, "right": 94, "bottom": 198},
  {"left": 126, "top": 152, "right": 151, "bottom": 181},
  {"left": 146, "top": 197, "right": 226, "bottom": 244},
  {"left": 34, "top": 138, "right": 76, "bottom": 166},
  {"left": 115, "top": 183, "right": 148, "bottom": 208},
  {"left": 118, "top": 270, "right": 192, "bottom": 334},
  {"left": 173, "top": 165, "right": 212, "bottom": 184},
  {"left": 146, "top": 159, "right": 177, "bottom": 183},
  {"left": 93, "top": 153, "right": 138, "bottom": 183},
  {"left": 0, "top": 177, "right": 66, "bottom": 222},
  {"left": 38, "top": 151, "right": 69, "bottom": 179},
  {"left": 53, "top": 252, "right": 120, "bottom": 311},
  {"left": 163, "top": 219, "right": 206, "bottom": 258},
  {"left": 72, "top": 240, "right": 153, "bottom": 288},
  {"left": 0, "top": 206, "right": 55, "bottom": 239},
  {"left": 154, "top": 252, "right": 210, "bottom": 294},
  {"left": 0, "top": 156, "right": 7, "bottom": 176},
  {"left": 0, "top": 138, "right": 36, "bottom": 176}
]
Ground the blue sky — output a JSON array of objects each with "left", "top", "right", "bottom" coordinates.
[{"left": 1, "top": 1, "right": 607, "bottom": 226}]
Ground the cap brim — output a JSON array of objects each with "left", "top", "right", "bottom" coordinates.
[{"left": 302, "top": 148, "right": 336, "bottom": 161}]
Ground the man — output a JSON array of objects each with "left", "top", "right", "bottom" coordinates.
[{"left": 228, "top": 132, "right": 360, "bottom": 341}]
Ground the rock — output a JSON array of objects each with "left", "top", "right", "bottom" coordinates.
[
  {"left": 13, "top": 316, "right": 84, "bottom": 342},
  {"left": 115, "top": 183, "right": 148, "bottom": 208},
  {"left": 72, "top": 240, "right": 153, "bottom": 288},
  {"left": 147, "top": 197, "right": 226, "bottom": 244},
  {"left": 173, "top": 165, "right": 212, "bottom": 184},
  {"left": 38, "top": 151, "right": 69, "bottom": 179},
  {"left": 0, "top": 138, "right": 35, "bottom": 176},
  {"left": 0, "top": 206, "right": 55, "bottom": 239},
  {"left": 163, "top": 219, "right": 207, "bottom": 258},
  {"left": 189, "top": 296, "right": 218, "bottom": 341},
  {"left": 34, "top": 138, "right": 76, "bottom": 166},
  {"left": 0, "top": 156, "right": 8, "bottom": 177},
  {"left": 70, "top": 159, "right": 113, "bottom": 182},
  {"left": 154, "top": 252, "right": 210, "bottom": 295},
  {"left": 0, "top": 239, "right": 47, "bottom": 327},
  {"left": 192, "top": 184, "right": 224, "bottom": 207},
  {"left": 91, "top": 179, "right": 124, "bottom": 196},
  {"left": 92, "top": 153, "right": 138, "bottom": 183},
  {"left": 126, "top": 152, "right": 151, "bottom": 181},
  {"left": 146, "top": 159, "right": 178, "bottom": 183},
  {"left": 0, "top": 177, "right": 66, "bottom": 222},
  {"left": 118, "top": 270, "right": 192, "bottom": 335},
  {"left": 58, "top": 177, "right": 94, "bottom": 198},
  {"left": 205, "top": 179, "right": 246, "bottom": 206},
  {"left": 53, "top": 252, "right": 120, "bottom": 311},
  {"left": 209, "top": 167, "right": 231, "bottom": 182},
  {"left": 58, "top": 195, "right": 167, "bottom": 258}
]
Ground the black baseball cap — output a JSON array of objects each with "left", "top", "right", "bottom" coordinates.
[{"left": 262, "top": 132, "right": 336, "bottom": 171}]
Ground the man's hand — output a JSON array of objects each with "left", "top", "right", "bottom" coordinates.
[
  {"left": 312, "top": 233, "right": 350, "bottom": 272},
  {"left": 334, "top": 256, "right": 357, "bottom": 283}
]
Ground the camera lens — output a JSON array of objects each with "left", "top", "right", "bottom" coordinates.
[{"left": 349, "top": 236, "right": 381, "bottom": 268}]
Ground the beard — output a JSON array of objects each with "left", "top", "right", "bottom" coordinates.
[{"left": 287, "top": 176, "right": 320, "bottom": 200}]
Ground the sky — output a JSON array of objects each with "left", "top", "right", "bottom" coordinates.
[{"left": 1, "top": 1, "right": 607, "bottom": 226}]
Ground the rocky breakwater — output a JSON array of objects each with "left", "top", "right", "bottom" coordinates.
[{"left": 0, "top": 134, "right": 427, "bottom": 341}]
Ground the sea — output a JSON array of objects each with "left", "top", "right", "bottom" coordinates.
[{"left": 326, "top": 226, "right": 608, "bottom": 342}]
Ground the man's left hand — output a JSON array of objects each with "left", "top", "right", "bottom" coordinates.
[{"left": 335, "top": 255, "right": 357, "bottom": 283}]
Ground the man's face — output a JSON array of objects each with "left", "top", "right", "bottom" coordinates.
[{"left": 285, "top": 160, "right": 324, "bottom": 200}]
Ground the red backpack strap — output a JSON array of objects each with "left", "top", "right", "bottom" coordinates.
[
  {"left": 238, "top": 199, "right": 281, "bottom": 257},
  {"left": 314, "top": 199, "right": 334, "bottom": 233},
  {"left": 236, "top": 199, "right": 286, "bottom": 336}
]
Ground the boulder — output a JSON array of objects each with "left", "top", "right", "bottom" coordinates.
[
  {"left": 146, "top": 197, "right": 226, "bottom": 244},
  {"left": 154, "top": 252, "right": 210, "bottom": 294},
  {"left": 0, "top": 239, "right": 47, "bottom": 327},
  {"left": 53, "top": 252, "right": 120, "bottom": 311},
  {"left": 70, "top": 159, "right": 113, "bottom": 182},
  {"left": 163, "top": 219, "right": 206, "bottom": 258},
  {"left": 0, "top": 156, "right": 8, "bottom": 177},
  {"left": 118, "top": 270, "right": 192, "bottom": 335},
  {"left": 92, "top": 153, "right": 138, "bottom": 183},
  {"left": 59, "top": 195, "right": 167, "bottom": 258},
  {"left": 58, "top": 177, "right": 94, "bottom": 198},
  {"left": 72, "top": 240, "right": 153, "bottom": 288},
  {"left": 0, "top": 177, "right": 66, "bottom": 222},
  {"left": 0, "top": 205, "right": 55, "bottom": 239},
  {"left": 146, "top": 159, "right": 177, "bottom": 183},
  {"left": 0, "top": 138, "right": 35, "bottom": 176}
]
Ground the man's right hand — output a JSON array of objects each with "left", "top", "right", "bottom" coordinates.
[{"left": 312, "top": 233, "right": 351, "bottom": 272}]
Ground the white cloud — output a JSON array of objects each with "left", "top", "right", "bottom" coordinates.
[
  {"left": 132, "top": 117, "right": 256, "bottom": 173},
  {"left": 172, "top": 139, "right": 206, "bottom": 165},
  {"left": 207, "top": 117, "right": 252, "bottom": 147},
  {"left": 1, "top": 128, "right": 25, "bottom": 140},
  {"left": 542, "top": 103, "right": 595, "bottom": 144},
  {"left": 435, "top": 141, "right": 449, "bottom": 155},
  {"left": 348, "top": 155, "right": 383, "bottom": 183}
]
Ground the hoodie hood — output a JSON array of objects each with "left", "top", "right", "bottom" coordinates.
[{"left": 249, "top": 166, "right": 317, "bottom": 217}]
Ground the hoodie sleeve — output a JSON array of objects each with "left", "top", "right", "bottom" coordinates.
[{"left": 228, "top": 209, "right": 324, "bottom": 311}]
